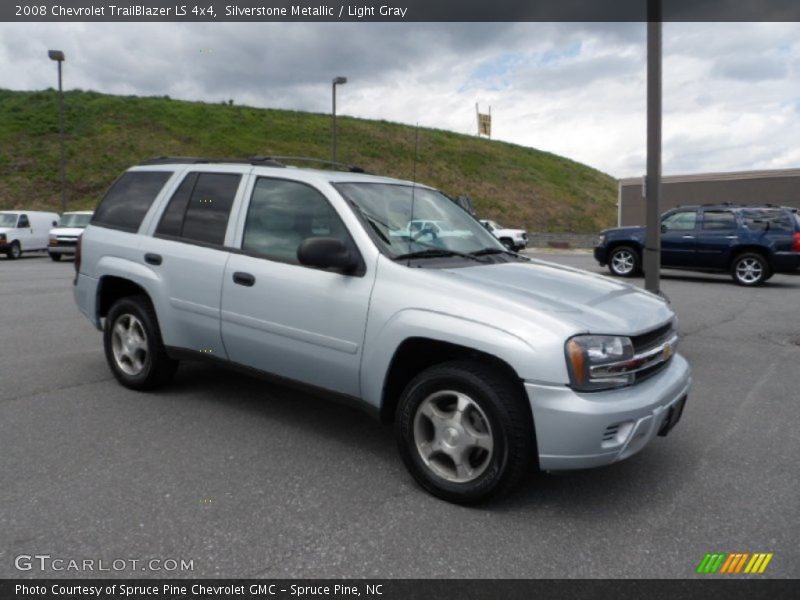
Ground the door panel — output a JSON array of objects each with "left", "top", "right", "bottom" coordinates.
[
  {"left": 660, "top": 211, "right": 698, "bottom": 267},
  {"left": 221, "top": 255, "right": 373, "bottom": 396},
  {"left": 220, "top": 176, "right": 374, "bottom": 397},
  {"left": 695, "top": 210, "right": 739, "bottom": 268}
]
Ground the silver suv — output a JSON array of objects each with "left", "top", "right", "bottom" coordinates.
[{"left": 74, "top": 158, "right": 691, "bottom": 503}]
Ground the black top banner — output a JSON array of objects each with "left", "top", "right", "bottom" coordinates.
[{"left": 5, "top": 0, "right": 800, "bottom": 22}]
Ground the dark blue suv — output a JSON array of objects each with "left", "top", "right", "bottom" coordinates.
[{"left": 594, "top": 204, "right": 800, "bottom": 286}]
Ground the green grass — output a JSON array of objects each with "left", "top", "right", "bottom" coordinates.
[{"left": 0, "top": 89, "right": 617, "bottom": 232}]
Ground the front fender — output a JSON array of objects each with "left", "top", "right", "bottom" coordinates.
[{"left": 359, "top": 308, "right": 566, "bottom": 410}]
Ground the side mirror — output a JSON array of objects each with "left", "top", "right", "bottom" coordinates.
[
  {"left": 660, "top": 224, "right": 667, "bottom": 233},
  {"left": 297, "top": 237, "right": 358, "bottom": 273},
  {"left": 53, "top": 221, "right": 58, "bottom": 227}
]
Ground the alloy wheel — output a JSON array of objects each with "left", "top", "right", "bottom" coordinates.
[{"left": 111, "top": 314, "right": 149, "bottom": 376}]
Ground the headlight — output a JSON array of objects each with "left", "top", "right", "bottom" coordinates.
[
  {"left": 0, "top": 233, "right": 6, "bottom": 242},
  {"left": 595, "top": 234, "right": 606, "bottom": 246},
  {"left": 565, "top": 335, "right": 635, "bottom": 391}
]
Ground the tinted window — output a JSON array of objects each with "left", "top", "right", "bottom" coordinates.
[
  {"left": 662, "top": 211, "right": 697, "bottom": 231},
  {"left": 702, "top": 211, "right": 736, "bottom": 230},
  {"left": 92, "top": 171, "right": 172, "bottom": 232},
  {"left": 155, "top": 173, "right": 197, "bottom": 238},
  {"left": 741, "top": 209, "right": 793, "bottom": 231},
  {"left": 242, "top": 178, "right": 350, "bottom": 264},
  {"left": 18, "top": 214, "right": 30, "bottom": 228},
  {"left": 156, "top": 173, "right": 240, "bottom": 246}
]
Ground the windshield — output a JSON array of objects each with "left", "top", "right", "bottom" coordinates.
[
  {"left": 59, "top": 213, "right": 92, "bottom": 228},
  {"left": 0, "top": 213, "right": 18, "bottom": 227},
  {"left": 334, "top": 183, "right": 504, "bottom": 258}
]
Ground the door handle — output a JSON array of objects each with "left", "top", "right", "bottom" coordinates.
[
  {"left": 233, "top": 272, "right": 255, "bottom": 287},
  {"left": 144, "top": 253, "right": 162, "bottom": 265},
  {"left": 725, "top": 235, "right": 738, "bottom": 239},
  {"left": 681, "top": 235, "right": 695, "bottom": 239}
]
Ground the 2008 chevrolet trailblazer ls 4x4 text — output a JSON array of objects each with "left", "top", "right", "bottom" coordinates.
[{"left": 74, "top": 158, "right": 691, "bottom": 503}]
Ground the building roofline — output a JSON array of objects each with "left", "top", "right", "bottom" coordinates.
[{"left": 619, "top": 167, "right": 800, "bottom": 187}]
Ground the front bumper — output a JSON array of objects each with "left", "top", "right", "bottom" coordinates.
[
  {"left": 48, "top": 245, "right": 77, "bottom": 256},
  {"left": 525, "top": 353, "right": 691, "bottom": 470},
  {"left": 593, "top": 245, "right": 608, "bottom": 265}
]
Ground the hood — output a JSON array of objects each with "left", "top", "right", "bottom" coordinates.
[
  {"left": 440, "top": 259, "right": 673, "bottom": 335},
  {"left": 601, "top": 225, "right": 645, "bottom": 236},
  {"left": 50, "top": 227, "right": 85, "bottom": 237}
]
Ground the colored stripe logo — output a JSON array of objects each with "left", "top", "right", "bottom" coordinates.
[{"left": 697, "top": 552, "right": 773, "bottom": 574}]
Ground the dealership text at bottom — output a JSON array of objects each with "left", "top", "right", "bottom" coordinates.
[{"left": 16, "top": 584, "right": 383, "bottom": 597}]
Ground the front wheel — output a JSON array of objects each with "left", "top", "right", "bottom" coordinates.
[
  {"left": 104, "top": 295, "right": 178, "bottom": 390},
  {"left": 49, "top": 253, "right": 61, "bottom": 262},
  {"left": 731, "top": 253, "right": 769, "bottom": 286},
  {"left": 7, "top": 242, "right": 21, "bottom": 260},
  {"left": 607, "top": 245, "right": 640, "bottom": 277},
  {"left": 395, "top": 361, "right": 535, "bottom": 504}
]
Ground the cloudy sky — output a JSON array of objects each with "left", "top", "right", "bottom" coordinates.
[{"left": 1, "top": 21, "right": 799, "bottom": 178}]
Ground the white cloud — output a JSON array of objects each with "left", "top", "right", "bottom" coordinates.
[{"left": 1, "top": 22, "right": 799, "bottom": 178}]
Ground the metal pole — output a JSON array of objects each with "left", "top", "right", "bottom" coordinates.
[
  {"left": 644, "top": 1, "right": 662, "bottom": 294},
  {"left": 57, "top": 60, "right": 66, "bottom": 214},
  {"left": 331, "top": 82, "right": 337, "bottom": 163}
]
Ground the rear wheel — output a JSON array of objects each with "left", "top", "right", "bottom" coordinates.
[
  {"left": 7, "top": 242, "right": 21, "bottom": 260},
  {"left": 104, "top": 295, "right": 178, "bottom": 390},
  {"left": 731, "top": 253, "right": 769, "bottom": 286},
  {"left": 607, "top": 245, "right": 640, "bottom": 277},
  {"left": 396, "top": 360, "right": 535, "bottom": 504}
]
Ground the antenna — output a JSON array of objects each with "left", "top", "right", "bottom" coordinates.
[{"left": 407, "top": 123, "right": 420, "bottom": 264}]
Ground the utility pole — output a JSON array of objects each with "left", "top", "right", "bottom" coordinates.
[{"left": 332, "top": 76, "right": 347, "bottom": 163}]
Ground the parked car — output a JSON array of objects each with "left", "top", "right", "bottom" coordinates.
[
  {"left": 595, "top": 204, "right": 800, "bottom": 286},
  {"left": 479, "top": 219, "right": 528, "bottom": 251},
  {"left": 0, "top": 210, "right": 59, "bottom": 259},
  {"left": 48, "top": 210, "right": 93, "bottom": 261},
  {"left": 74, "top": 158, "right": 691, "bottom": 503}
]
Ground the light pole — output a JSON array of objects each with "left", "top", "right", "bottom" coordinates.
[
  {"left": 331, "top": 76, "right": 347, "bottom": 163},
  {"left": 644, "top": 1, "right": 662, "bottom": 294},
  {"left": 48, "top": 49, "right": 66, "bottom": 214}
]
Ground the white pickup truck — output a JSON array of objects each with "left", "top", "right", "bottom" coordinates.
[{"left": 479, "top": 219, "right": 528, "bottom": 251}]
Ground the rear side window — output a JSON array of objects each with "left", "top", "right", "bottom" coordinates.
[
  {"left": 701, "top": 211, "right": 736, "bottom": 230},
  {"left": 741, "top": 209, "right": 793, "bottom": 231},
  {"left": 92, "top": 171, "right": 172, "bottom": 232},
  {"left": 156, "top": 172, "right": 241, "bottom": 246}
]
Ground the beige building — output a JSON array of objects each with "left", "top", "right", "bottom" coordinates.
[{"left": 618, "top": 168, "right": 800, "bottom": 226}]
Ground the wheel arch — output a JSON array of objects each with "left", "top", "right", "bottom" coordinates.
[{"left": 379, "top": 337, "right": 528, "bottom": 425}]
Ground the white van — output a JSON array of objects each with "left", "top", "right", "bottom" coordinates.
[
  {"left": 48, "top": 210, "right": 93, "bottom": 261},
  {"left": 0, "top": 210, "right": 60, "bottom": 259}
]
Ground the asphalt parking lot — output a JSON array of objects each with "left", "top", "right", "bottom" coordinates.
[{"left": 1, "top": 251, "right": 799, "bottom": 579}]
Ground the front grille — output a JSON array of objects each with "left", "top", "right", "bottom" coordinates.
[
  {"left": 629, "top": 321, "right": 676, "bottom": 383},
  {"left": 631, "top": 321, "right": 673, "bottom": 353}
]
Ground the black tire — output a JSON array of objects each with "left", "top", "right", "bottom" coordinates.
[
  {"left": 395, "top": 360, "right": 535, "bottom": 504},
  {"left": 49, "top": 253, "right": 61, "bottom": 262},
  {"left": 103, "top": 295, "right": 178, "bottom": 390},
  {"left": 731, "top": 252, "right": 769, "bottom": 286},
  {"left": 500, "top": 238, "right": 514, "bottom": 250},
  {"left": 6, "top": 242, "right": 21, "bottom": 260},
  {"left": 607, "top": 245, "right": 641, "bottom": 277}
]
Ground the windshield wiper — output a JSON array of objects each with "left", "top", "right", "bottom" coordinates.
[
  {"left": 469, "top": 247, "right": 528, "bottom": 259},
  {"left": 394, "top": 248, "right": 489, "bottom": 263}
]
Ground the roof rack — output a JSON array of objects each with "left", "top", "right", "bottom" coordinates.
[{"left": 140, "top": 155, "right": 366, "bottom": 173}]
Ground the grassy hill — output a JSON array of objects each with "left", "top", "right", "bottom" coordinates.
[{"left": 0, "top": 89, "right": 617, "bottom": 232}]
